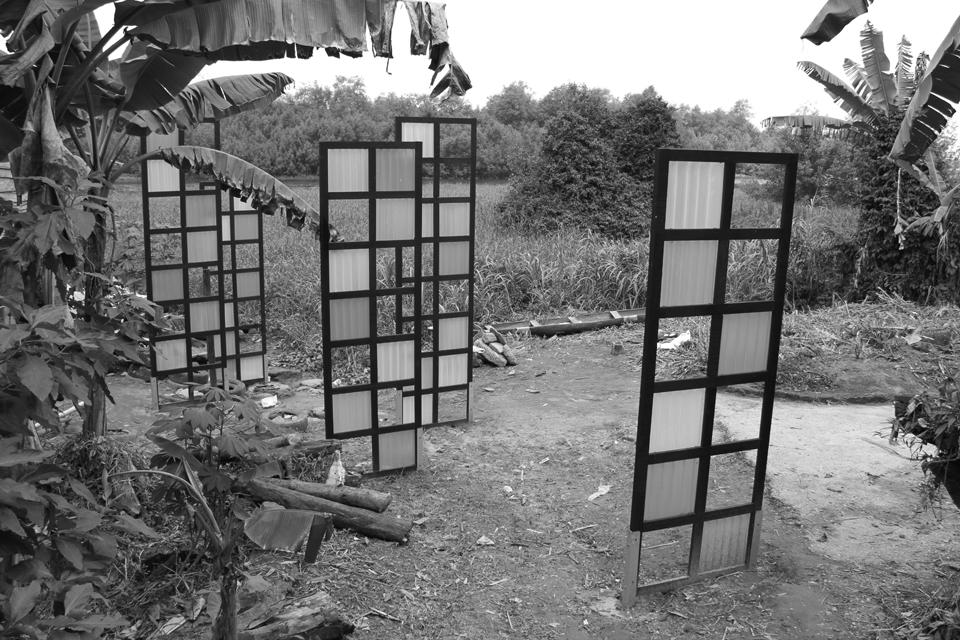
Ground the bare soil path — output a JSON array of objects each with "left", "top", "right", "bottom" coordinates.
[{"left": 99, "top": 327, "right": 959, "bottom": 639}]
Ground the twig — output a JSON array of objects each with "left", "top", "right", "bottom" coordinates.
[
  {"left": 367, "top": 608, "right": 402, "bottom": 623},
  {"left": 570, "top": 524, "right": 598, "bottom": 533}
]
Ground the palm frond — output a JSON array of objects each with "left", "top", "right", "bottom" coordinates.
[
  {"left": 890, "top": 15, "right": 960, "bottom": 164},
  {"left": 123, "top": 73, "right": 294, "bottom": 135},
  {"left": 894, "top": 36, "right": 916, "bottom": 104},
  {"left": 157, "top": 146, "right": 339, "bottom": 241},
  {"left": 859, "top": 21, "right": 897, "bottom": 112},
  {"left": 797, "top": 61, "right": 878, "bottom": 124},
  {"left": 801, "top": 0, "right": 873, "bottom": 45},
  {"left": 842, "top": 58, "right": 872, "bottom": 102}
]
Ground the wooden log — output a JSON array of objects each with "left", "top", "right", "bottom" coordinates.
[
  {"left": 266, "top": 477, "right": 392, "bottom": 513},
  {"left": 240, "top": 479, "right": 412, "bottom": 542},
  {"left": 238, "top": 591, "right": 353, "bottom": 640}
]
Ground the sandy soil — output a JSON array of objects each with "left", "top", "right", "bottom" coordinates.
[{"left": 97, "top": 326, "right": 960, "bottom": 639}]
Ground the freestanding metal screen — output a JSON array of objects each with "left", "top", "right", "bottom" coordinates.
[
  {"left": 622, "top": 149, "right": 797, "bottom": 604},
  {"left": 141, "top": 123, "right": 267, "bottom": 406},
  {"left": 319, "top": 142, "right": 424, "bottom": 473},
  {"left": 395, "top": 117, "right": 477, "bottom": 427}
]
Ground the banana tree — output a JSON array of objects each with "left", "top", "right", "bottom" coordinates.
[
  {"left": 0, "top": 0, "right": 470, "bottom": 437},
  {"left": 799, "top": 1, "right": 960, "bottom": 237}
]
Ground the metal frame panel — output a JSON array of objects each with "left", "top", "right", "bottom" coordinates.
[
  {"left": 395, "top": 117, "right": 477, "bottom": 428},
  {"left": 320, "top": 142, "right": 424, "bottom": 473},
  {"left": 142, "top": 122, "right": 267, "bottom": 406},
  {"left": 622, "top": 149, "right": 798, "bottom": 604}
]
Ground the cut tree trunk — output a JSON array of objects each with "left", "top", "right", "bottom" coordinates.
[
  {"left": 240, "top": 479, "right": 412, "bottom": 542},
  {"left": 265, "top": 478, "right": 392, "bottom": 512},
  {"left": 237, "top": 591, "right": 353, "bottom": 640}
]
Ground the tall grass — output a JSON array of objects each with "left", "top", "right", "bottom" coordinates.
[{"left": 107, "top": 177, "right": 857, "bottom": 354}]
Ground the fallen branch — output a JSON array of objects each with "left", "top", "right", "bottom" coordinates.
[
  {"left": 239, "top": 479, "right": 412, "bottom": 542},
  {"left": 265, "top": 478, "right": 392, "bottom": 513},
  {"left": 238, "top": 591, "right": 353, "bottom": 640}
]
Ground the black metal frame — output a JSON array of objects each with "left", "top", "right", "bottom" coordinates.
[
  {"left": 319, "top": 141, "right": 424, "bottom": 472},
  {"left": 142, "top": 122, "right": 267, "bottom": 405},
  {"left": 623, "top": 149, "right": 798, "bottom": 603},
  {"left": 395, "top": 116, "right": 477, "bottom": 427}
]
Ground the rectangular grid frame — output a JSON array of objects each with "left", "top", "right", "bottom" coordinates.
[
  {"left": 623, "top": 149, "right": 798, "bottom": 604},
  {"left": 319, "top": 142, "right": 424, "bottom": 473},
  {"left": 395, "top": 116, "right": 477, "bottom": 428},
  {"left": 141, "top": 122, "right": 267, "bottom": 406}
]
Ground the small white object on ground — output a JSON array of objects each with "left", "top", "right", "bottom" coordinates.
[
  {"left": 588, "top": 485, "right": 611, "bottom": 501},
  {"left": 325, "top": 451, "right": 346, "bottom": 487},
  {"left": 657, "top": 331, "right": 692, "bottom": 350},
  {"left": 260, "top": 394, "right": 278, "bottom": 408},
  {"left": 476, "top": 535, "right": 495, "bottom": 546}
]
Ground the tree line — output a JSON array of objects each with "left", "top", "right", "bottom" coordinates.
[{"left": 211, "top": 77, "right": 859, "bottom": 208}]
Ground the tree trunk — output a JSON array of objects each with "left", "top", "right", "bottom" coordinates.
[
  {"left": 82, "top": 184, "right": 110, "bottom": 437},
  {"left": 265, "top": 478, "right": 392, "bottom": 513},
  {"left": 213, "top": 509, "right": 241, "bottom": 640}
]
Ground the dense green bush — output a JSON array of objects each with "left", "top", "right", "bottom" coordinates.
[{"left": 853, "top": 116, "right": 960, "bottom": 303}]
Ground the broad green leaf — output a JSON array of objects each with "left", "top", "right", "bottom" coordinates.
[
  {"left": 87, "top": 532, "right": 117, "bottom": 558},
  {"left": 7, "top": 580, "right": 41, "bottom": 623},
  {"left": 0, "top": 21, "right": 55, "bottom": 87},
  {"left": 0, "top": 477, "right": 44, "bottom": 507},
  {"left": 63, "top": 582, "right": 94, "bottom": 616},
  {"left": 130, "top": 0, "right": 368, "bottom": 60},
  {"left": 859, "top": 21, "right": 896, "bottom": 112},
  {"left": 119, "top": 40, "right": 208, "bottom": 112},
  {"left": 890, "top": 14, "right": 960, "bottom": 164},
  {"left": 31, "top": 304, "right": 73, "bottom": 329},
  {"left": 156, "top": 146, "right": 338, "bottom": 239},
  {"left": 69, "top": 207, "right": 97, "bottom": 240},
  {"left": 801, "top": 0, "right": 872, "bottom": 45},
  {"left": 55, "top": 537, "right": 85, "bottom": 569},
  {"left": 123, "top": 72, "right": 294, "bottom": 135},
  {"left": 0, "top": 505, "right": 26, "bottom": 537},
  {"left": 17, "top": 354, "right": 55, "bottom": 401},
  {"left": 0, "top": 326, "right": 30, "bottom": 352},
  {"left": 113, "top": 513, "right": 160, "bottom": 539},
  {"left": 68, "top": 478, "right": 97, "bottom": 507},
  {"left": 797, "top": 61, "right": 878, "bottom": 125}
]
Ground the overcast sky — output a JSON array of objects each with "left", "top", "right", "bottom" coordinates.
[{"left": 102, "top": 1, "right": 960, "bottom": 125}]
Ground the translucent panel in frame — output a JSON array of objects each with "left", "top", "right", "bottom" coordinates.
[
  {"left": 378, "top": 429, "right": 418, "bottom": 471},
  {"left": 332, "top": 391, "right": 373, "bottom": 435},
  {"left": 718, "top": 312, "right": 772, "bottom": 375},
  {"left": 377, "top": 340, "right": 414, "bottom": 382},
  {"left": 420, "top": 356, "right": 433, "bottom": 388},
  {"left": 648, "top": 388, "right": 705, "bottom": 453},
  {"left": 660, "top": 241, "right": 718, "bottom": 306},
  {"left": 155, "top": 339, "right": 188, "bottom": 372},
  {"left": 151, "top": 269, "right": 183, "bottom": 302},
  {"left": 375, "top": 148, "right": 416, "bottom": 191},
  {"left": 236, "top": 272, "right": 260, "bottom": 298},
  {"left": 438, "top": 354, "right": 468, "bottom": 386},
  {"left": 644, "top": 459, "right": 698, "bottom": 522},
  {"left": 437, "top": 317, "right": 469, "bottom": 350},
  {"left": 329, "top": 249, "right": 370, "bottom": 292},
  {"left": 232, "top": 195, "right": 255, "bottom": 211},
  {"left": 438, "top": 241, "right": 470, "bottom": 276},
  {"left": 375, "top": 198, "right": 416, "bottom": 241},
  {"left": 189, "top": 301, "right": 220, "bottom": 332},
  {"left": 239, "top": 355, "right": 264, "bottom": 381},
  {"left": 233, "top": 214, "right": 259, "bottom": 241},
  {"left": 329, "top": 298, "right": 370, "bottom": 341},
  {"left": 401, "top": 122, "right": 434, "bottom": 158},
  {"left": 699, "top": 514, "right": 751, "bottom": 573},
  {"left": 186, "top": 231, "right": 217, "bottom": 263},
  {"left": 438, "top": 202, "right": 470, "bottom": 236},
  {"left": 421, "top": 203, "right": 434, "bottom": 238},
  {"left": 145, "top": 131, "right": 179, "bottom": 191},
  {"left": 185, "top": 194, "right": 217, "bottom": 227},
  {"left": 327, "top": 148, "right": 369, "bottom": 192},
  {"left": 665, "top": 161, "right": 724, "bottom": 229}
]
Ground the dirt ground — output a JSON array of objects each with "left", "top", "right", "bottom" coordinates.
[{"left": 98, "top": 325, "right": 960, "bottom": 639}]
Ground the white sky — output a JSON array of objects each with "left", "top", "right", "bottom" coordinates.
[{"left": 100, "top": 0, "right": 960, "bottom": 125}]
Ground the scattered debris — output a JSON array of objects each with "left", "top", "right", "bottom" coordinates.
[
  {"left": 474, "top": 325, "right": 518, "bottom": 367},
  {"left": 657, "top": 331, "right": 692, "bottom": 350},
  {"left": 259, "top": 395, "right": 278, "bottom": 408},
  {"left": 476, "top": 535, "right": 495, "bottom": 546},
  {"left": 588, "top": 485, "right": 611, "bottom": 501}
]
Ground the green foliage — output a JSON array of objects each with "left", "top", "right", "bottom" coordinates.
[
  {"left": 853, "top": 115, "right": 960, "bottom": 302},
  {"left": 0, "top": 444, "right": 159, "bottom": 639},
  {"left": 674, "top": 100, "right": 763, "bottom": 151},
  {"left": 498, "top": 83, "right": 650, "bottom": 239},
  {"left": 759, "top": 126, "right": 860, "bottom": 207},
  {"left": 485, "top": 81, "right": 540, "bottom": 127},
  {"left": 615, "top": 87, "right": 680, "bottom": 181}
]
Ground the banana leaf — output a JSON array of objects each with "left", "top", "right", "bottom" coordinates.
[
  {"left": 123, "top": 72, "right": 294, "bottom": 135},
  {"left": 119, "top": 40, "right": 208, "bottom": 111},
  {"left": 157, "top": 146, "right": 339, "bottom": 241},
  {"left": 843, "top": 58, "right": 872, "bottom": 102},
  {"left": 130, "top": 0, "right": 368, "bottom": 60},
  {"left": 797, "top": 61, "right": 878, "bottom": 125},
  {"left": 890, "top": 15, "right": 960, "bottom": 164},
  {"left": 859, "top": 21, "right": 896, "bottom": 113},
  {"left": 894, "top": 36, "right": 916, "bottom": 104},
  {"left": 802, "top": 0, "right": 872, "bottom": 45},
  {"left": 762, "top": 114, "right": 856, "bottom": 135}
]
